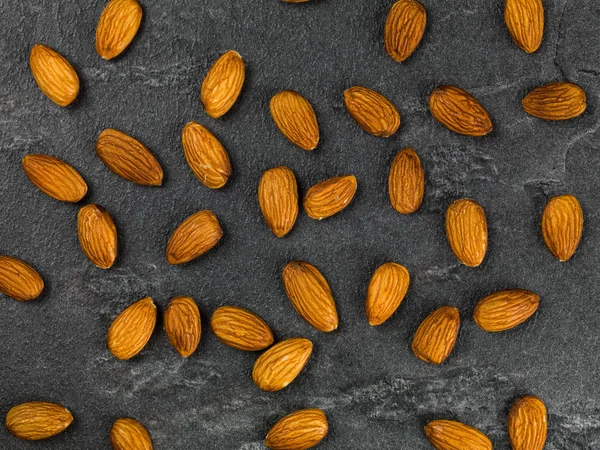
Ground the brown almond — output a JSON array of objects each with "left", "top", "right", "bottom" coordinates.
[
  {"left": 446, "top": 199, "right": 488, "bottom": 267},
  {"left": 541, "top": 194, "right": 583, "bottom": 262},
  {"left": 29, "top": 44, "right": 79, "bottom": 107},
  {"left": 22, "top": 154, "right": 87, "bottom": 203},
  {"left": 303, "top": 175, "right": 357, "bottom": 220},
  {"left": 110, "top": 418, "right": 153, "bottom": 450},
  {"left": 504, "top": 0, "right": 544, "bottom": 53},
  {"left": 107, "top": 297, "right": 157, "bottom": 360},
  {"left": 252, "top": 337, "right": 313, "bottom": 392},
  {"left": 508, "top": 396, "right": 547, "bottom": 450},
  {"left": 412, "top": 306, "right": 460, "bottom": 365},
  {"left": 95, "top": 0, "right": 143, "bottom": 60},
  {"left": 522, "top": 82, "right": 586, "bottom": 120},
  {"left": 265, "top": 409, "right": 329, "bottom": 450},
  {"left": 201, "top": 50, "right": 245, "bottom": 118},
  {"left": 424, "top": 420, "right": 492, "bottom": 450},
  {"left": 344, "top": 86, "right": 400, "bottom": 137},
  {"left": 6, "top": 401, "right": 73, "bottom": 441},
  {"left": 164, "top": 296, "right": 201, "bottom": 357},
  {"left": 165, "top": 210, "right": 223, "bottom": 265},
  {"left": 473, "top": 289, "right": 540, "bottom": 332},
  {"left": 270, "top": 90, "right": 319, "bottom": 150},
  {"left": 388, "top": 147, "right": 424, "bottom": 214},
  {"left": 429, "top": 86, "right": 493, "bottom": 136},
  {"left": 258, "top": 166, "right": 299, "bottom": 238},
  {"left": 365, "top": 262, "right": 410, "bottom": 326},
  {"left": 78, "top": 204, "right": 118, "bottom": 269},
  {"left": 0, "top": 256, "right": 44, "bottom": 302},
  {"left": 385, "top": 0, "right": 427, "bottom": 62},
  {"left": 211, "top": 306, "right": 274, "bottom": 351},
  {"left": 283, "top": 0, "right": 309, "bottom": 2}
]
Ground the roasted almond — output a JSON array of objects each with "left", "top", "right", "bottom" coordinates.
[
  {"left": 78, "top": 204, "right": 118, "bottom": 269},
  {"left": 110, "top": 417, "right": 153, "bottom": 450},
  {"left": 282, "top": 0, "right": 310, "bottom": 2},
  {"left": 344, "top": 86, "right": 400, "bottom": 137},
  {"left": 270, "top": 90, "right": 319, "bottom": 150},
  {"left": 211, "top": 306, "right": 274, "bottom": 351},
  {"left": 201, "top": 50, "right": 245, "bottom": 118},
  {"left": 252, "top": 337, "right": 313, "bottom": 392},
  {"left": 22, "top": 154, "right": 87, "bottom": 203},
  {"left": 412, "top": 306, "right": 460, "bottom": 365},
  {"left": 0, "top": 256, "right": 44, "bottom": 302},
  {"left": 165, "top": 210, "right": 223, "bottom": 264},
  {"left": 541, "top": 194, "right": 583, "bottom": 262},
  {"left": 508, "top": 396, "right": 547, "bottom": 450},
  {"left": 429, "top": 86, "right": 493, "bottom": 136},
  {"left": 303, "top": 175, "right": 357, "bottom": 220},
  {"left": 29, "top": 44, "right": 79, "bottom": 107},
  {"left": 365, "top": 262, "right": 410, "bottom": 326},
  {"left": 473, "top": 289, "right": 539, "bottom": 332},
  {"left": 95, "top": 0, "right": 143, "bottom": 60},
  {"left": 6, "top": 401, "right": 73, "bottom": 441},
  {"left": 446, "top": 199, "right": 488, "bottom": 267},
  {"left": 265, "top": 409, "right": 329, "bottom": 450},
  {"left": 385, "top": 0, "right": 427, "bottom": 62},
  {"left": 164, "top": 296, "right": 201, "bottom": 357},
  {"left": 258, "top": 166, "right": 299, "bottom": 238},
  {"left": 424, "top": 419, "right": 492, "bottom": 450},
  {"left": 504, "top": 0, "right": 544, "bottom": 53},
  {"left": 107, "top": 297, "right": 157, "bottom": 360},
  {"left": 522, "top": 82, "right": 586, "bottom": 120},
  {"left": 388, "top": 147, "right": 424, "bottom": 214}
]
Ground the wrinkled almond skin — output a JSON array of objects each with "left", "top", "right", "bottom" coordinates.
[
  {"left": 344, "top": 86, "right": 400, "bottom": 137},
  {"left": 270, "top": 90, "right": 319, "bottom": 150},
  {"left": 504, "top": 0, "right": 544, "bottom": 53},
  {"left": 429, "top": 86, "right": 493, "bottom": 136},
  {"left": 258, "top": 166, "right": 299, "bottom": 238},
  {"left": 385, "top": 0, "right": 427, "bottom": 62},
  {"left": 29, "top": 44, "right": 79, "bottom": 107},
  {"left": 522, "top": 82, "right": 586, "bottom": 120},
  {"left": 365, "top": 262, "right": 410, "bottom": 326},
  {"left": 303, "top": 175, "right": 357, "bottom": 220},
  {"left": 6, "top": 402, "right": 73, "bottom": 441},
  {"left": 282, "top": 261, "right": 339, "bottom": 333},
  {"left": 0, "top": 256, "right": 44, "bottom": 302},
  {"left": 107, "top": 297, "right": 157, "bottom": 360},
  {"left": 425, "top": 420, "right": 492, "bottom": 450},
  {"left": 388, "top": 147, "right": 424, "bottom": 214},
  {"left": 541, "top": 194, "right": 583, "bottom": 262},
  {"left": 22, "top": 154, "right": 87, "bottom": 203},
  {"left": 446, "top": 199, "right": 488, "bottom": 267},
  {"left": 412, "top": 306, "right": 460, "bottom": 365},
  {"left": 252, "top": 338, "right": 313, "bottom": 392},
  {"left": 110, "top": 417, "right": 153, "bottom": 450},
  {"left": 265, "top": 409, "right": 329, "bottom": 450},
  {"left": 211, "top": 306, "right": 274, "bottom": 351},
  {"left": 166, "top": 210, "right": 223, "bottom": 264},
  {"left": 508, "top": 396, "right": 547, "bottom": 450},
  {"left": 78, "top": 204, "right": 118, "bottom": 269},
  {"left": 95, "top": 0, "right": 143, "bottom": 60},
  {"left": 201, "top": 50, "right": 245, "bottom": 118},
  {"left": 164, "top": 296, "right": 201, "bottom": 357},
  {"left": 474, "top": 289, "right": 540, "bottom": 332}
]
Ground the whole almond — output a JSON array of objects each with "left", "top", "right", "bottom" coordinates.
[
  {"left": 412, "top": 306, "right": 460, "bottom": 365},
  {"left": 388, "top": 147, "right": 424, "bottom": 214},
  {"left": 446, "top": 199, "right": 488, "bottom": 267},
  {"left": 474, "top": 289, "right": 540, "bottom": 332},
  {"left": 96, "top": 129, "right": 163, "bottom": 186},
  {"left": 78, "top": 204, "right": 118, "bottom": 269},
  {"left": 283, "top": 0, "right": 309, "bottom": 2},
  {"left": 508, "top": 396, "right": 547, "bottom": 450},
  {"left": 6, "top": 401, "right": 73, "bottom": 441},
  {"left": 181, "top": 121, "right": 232, "bottom": 189},
  {"left": 270, "top": 90, "right": 319, "bottom": 150},
  {"left": 164, "top": 296, "right": 201, "bottom": 357},
  {"left": 365, "top": 262, "right": 410, "bottom": 326},
  {"left": 303, "top": 175, "right": 357, "bottom": 220},
  {"left": 107, "top": 297, "right": 157, "bottom": 360},
  {"left": 522, "top": 82, "right": 586, "bottom": 120},
  {"left": 344, "top": 86, "right": 400, "bottom": 137},
  {"left": 265, "top": 409, "right": 329, "bottom": 450},
  {"left": 429, "top": 86, "right": 493, "bottom": 136},
  {"left": 211, "top": 306, "right": 274, "bottom": 351},
  {"left": 541, "top": 194, "right": 583, "bottom": 262},
  {"left": 201, "top": 50, "right": 245, "bottom": 118},
  {"left": 22, "top": 154, "right": 87, "bottom": 203},
  {"left": 110, "top": 418, "right": 153, "bottom": 450},
  {"left": 0, "top": 256, "right": 44, "bottom": 301},
  {"left": 252, "top": 337, "right": 313, "bottom": 392},
  {"left": 424, "top": 420, "right": 492, "bottom": 450},
  {"left": 95, "top": 0, "right": 143, "bottom": 60},
  {"left": 385, "top": 0, "right": 427, "bottom": 62},
  {"left": 504, "top": 0, "right": 544, "bottom": 53},
  {"left": 258, "top": 166, "right": 299, "bottom": 238},
  {"left": 29, "top": 44, "right": 79, "bottom": 107},
  {"left": 165, "top": 210, "right": 223, "bottom": 264}
]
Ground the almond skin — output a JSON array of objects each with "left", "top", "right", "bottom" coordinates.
[
  {"left": 541, "top": 194, "right": 583, "bottom": 262},
  {"left": 110, "top": 418, "right": 153, "bottom": 450},
  {"left": 365, "top": 262, "right": 410, "bottom": 326},
  {"left": 95, "top": 0, "right": 143, "bottom": 60},
  {"left": 282, "top": 261, "right": 339, "bottom": 333},
  {"left": 412, "top": 306, "right": 460, "bottom": 365},
  {"left": 508, "top": 396, "right": 547, "bottom": 450},
  {"left": 446, "top": 199, "right": 488, "bottom": 267},
  {"left": 504, "top": 0, "right": 544, "bottom": 53},
  {"left": 303, "top": 175, "right": 357, "bottom": 220},
  {"left": 473, "top": 289, "right": 540, "bottom": 332},
  {"left": 0, "top": 256, "right": 44, "bottom": 301},
  {"left": 522, "top": 82, "right": 586, "bottom": 120},
  {"left": 201, "top": 50, "right": 245, "bottom": 118},
  {"left": 265, "top": 409, "right": 329, "bottom": 450},
  {"left": 107, "top": 297, "right": 157, "bottom": 360},
  {"left": 270, "top": 90, "right": 319, "bottom": 150},
  {"left": 388, "top": 147, "right": 424, "bottom": 214},
  {"left": 424, "top": 420, "right": 492, "bottom": 450},
  {"left": 96, "top": 129, "right": 163, "bottom": 186},
  {"left": 164, "top": 296, "right": 201, "bottom": 357},
  {"left": 385, "top": 0, "right": 427, "bottom": 62},
  {"left": 211, "top": 306, "right": 274, "bottom": 351},
  {"left": 252, "top": 338, "right": 313, "bottom": 392},
  {"left": 6, "top": 401, "right": 73, "bottom": 441},
  {"left": 165, "top": 210, "right": 223, "bottom": 265},
  {"left": 429, "top": 86, "right": 493, "bottom": 136},
  {"left": 181, "top": 121, "right": 232, "bottom": 189},
  {"left": 344, "top": 86, "right": 400, "bottom": 137},
  {"left": 258, "top": 166, "right": 299, "bottom": 238},
  {"left": 22, "top": 154, "right": 87, "bottom": 203},
  {"left": 78, "top": 204, "right": 118, "bottom": 269},
  {"left": 29, "top": 44, "right": 79, "bottom": 107}
]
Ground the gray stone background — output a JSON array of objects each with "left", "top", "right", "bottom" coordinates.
[{"left": 1, "top": 0, "right": 599, "bottom": 448}]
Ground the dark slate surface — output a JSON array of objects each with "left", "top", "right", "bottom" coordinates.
[{"left": 1, "top": 0, "right": 600, "bottom": 448}]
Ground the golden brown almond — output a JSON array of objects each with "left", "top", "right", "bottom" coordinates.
[
  {"left": 265, "top": 409, "right": 329, "bottom": 450},
  {"left": 388, "top": 147, "right": 424, "bottom": 214},
  {"left": 344, "top": 86, "right": 400, "bottom": 137},
  {"left": 365, "top": 262, "right": 410, "bottom": 326},
  {"left": 504, "top": 0, "right": 544, "bottom": 53},
  {"left": 78, "top": 204, "right": 118, "bottom": 269},
  {"left": 282, "top": 261, "right": 338, "bottom": 333},
  {"left": 473, "top": 289, "right": 540, "bottom": 332},
  {"left": 508, "top": 396, "right": 547, "bottom": 450},
  {"left": 22, "top": 154, "right": 87, "bottom": 203},
  {"left": 164, "top": 296, "right": 201, "bottom": 357},
  {"left": 412, "top": 306, "right": 460, "bottom": 365},
  {"left": 424, "top": 420, "right": 492, "bottom": 450},
  {"left": 270, "top": 90, "right": 319, "bottom": 150},
  {"left": 96, "top": 129, "right": 163, "bottom": 186},
  {"left": 181, "top": 121, "right": 232, "bottom": 189},
  {"left": 258, "top": 166, "right": 299, "bottom": 238},
  {"left": 29, "top": 44, "right": 79, "bottom": 107},
  {"left": 522, "top": 82, "right": 586, "bottom": 120},
  {"left": 6, "top": 401, "right": 73, "bottom": 441},
  {"left": 0, "top": 256, "right": 44, "bottom": 302},
  {"left": 429, "top": 86, "right": 493, "bottom": 136},
  {"left": 252, "top": 338, "right": 313, "bottom": 392},
  {"left": 107, "top": 297, "right": 157, "bottom": 360},
  {"left": 282, "top": 0, "right": 310, "bottom": 2},
  {"left": 542, "top": 194, "right": 583, "bottom": 262},
  {"left": 446, "top": 199, "right": 488, "bottom": 267},
  {"left": 303, "top": 175, "right": 357, "bottom": 220},
  {"left": 211, "top": 306, "right": 274, "bottom": 351},
  {"left": 385, "top": 0, "right": 427, "bottom": 62},
  {"left": 110, "top": 417, "right": 153, "bottom": 450},
  {"left": 165, "top": 210, "right": 223, "bottom": 264},
  {"left": 95, "top": 0, "right": 143, "bottom": 60},
  {"left": 201, "top": 50, "right": 245, "bottom": 118}
]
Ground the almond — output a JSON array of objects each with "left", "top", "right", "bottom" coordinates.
[
  {"left": 96, "top": 129, "right": 163, "bottom": 186},
  {"left": 22, "top": 154, "right": 87, "bottom": 203},
  {"left": 29, "top": 44, "right": 79, "bottom": 107},
  {"left": 445, "top": 199, "right": 488, "bottom": 267},
  {"left": 265, "top": 409, "right": 328, "bottom": 450},
  {"left": 344, "top": 86, "right": 400, "bottom": 137},
  {"left": 303, "top": 175, "right": 357, "bottom": 220},
  {"left": 258, "top": 166, "right": 299, "bottom": 238},
  {"left": 384, "top": 0, "right": 427, "bottom": 62},
  {"left": 429, "top": 86, "right": 493, "bottom": 136},
  {"left": 110, "top": 418, "right": 153, "bottom": 450},
  {"left": 508, "top": 396, "right": 547, "bottom": 450},
  {"left": 164, "top": 296, "right": 201, "bottom": 357},
  {"left": 270, "top": 90, "right": 319, "bottom": 150},
  {"left": 282, "top": 0, "right": 310, "bottom": 2},
  {"left": 388, "top": 147, "right": 424, "bottom": 214},
  {"left": 165, "top": 210, "right": 223, "bottom": 264},
  {"left": 0, "top": 256, "right": 44, "bottom": 302},
  {"left": 522, "top": 82, "right": 586, "bottom": 120},
  {"left": 252, "top": 337, "right": 313, "bottom": 392},
  {"left": 424, "top": 420, "right": 492, "bottom": 450},
  {"left": 504, "top": 0, "right": 544, "bottom": 53},
  {"left": 6, "top": 401, "right": 73, "bottom": 441},
  {"left": 107, "top": 297, "right": 157, "bottom": 360},
  {"left": 211, "top": 306, "right": 274, "bottom": 351},
  {"left": 412, "top": 306, "right": 460, "bottom": 365},
  {"left": 365, "top": 262, "right": 410, "bottom": 326},
  {"left": 541, "top": 194, "right": 583, "bottom": 262},
  {"left": 282, "top": 261, "right": 339, "bottom": 333},
  {"left": 201, "top": 50, "right": 245, "bottom": 118},
  {"left": 473, "top": 289, "right": 540, "bottom": 332},
  {"left": 95, "top": 0, "right": 143, "bottom": 60},
  {"left": 78, "top": 204, "right": 118, "bottom": 269}
]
